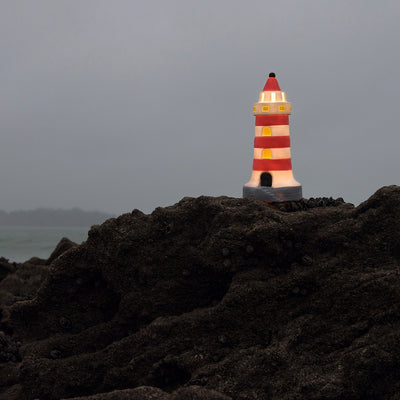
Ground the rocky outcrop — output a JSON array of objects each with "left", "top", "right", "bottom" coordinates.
[
  {"left": 1, "top": 186, "right": 400, "bottom": 399},
  {"left": 46, "top": 237, "right": 79, "bottom": 265}
]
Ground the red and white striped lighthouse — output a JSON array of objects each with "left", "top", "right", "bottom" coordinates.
[{"left": 243, "top": 72, "right": 302, "bottom": 201}]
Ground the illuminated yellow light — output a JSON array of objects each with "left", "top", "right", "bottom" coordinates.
[
  {"left": 262, "top": 105, "right": 270, "bottom": 112},
  {"left": 279, "top": 105, "right": 286, "bottom": 111},
  {"left": 262, "top": 127, "right": 272, "bottom": 136},
  {"left": 262, "top": 149, "right": 272, "bottom": 159},
  {"left": 253, "top": 106, "right": 256, "bottom": 112}
]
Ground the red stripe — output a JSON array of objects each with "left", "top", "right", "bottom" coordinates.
[
  {"left": 254, "top": 136, "right": 290, "bottom": 148},
  {"left": 255, "top": 115, "right": 289, "bottom": 126},
  {"left": 252, "top": 158, "right": 292, "bottom": 171},
  {"left": 263, "top": 77, "right": 281, "bottom": 91}
]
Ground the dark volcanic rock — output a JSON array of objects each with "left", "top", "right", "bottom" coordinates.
[
  {"left": 46, "top": 237, "right": 79, "bottom": 265},
  {"left": 0, "top": 331, "right": 21, "bottom": 362},
  {"left": 67, "top": 385, "right": 231, "bottom": 400},
  {"left": 0, "top": 258, "right": 48, "bottom": 316},
  {"left": 0, "top": 258, "right": 14, "bottom": 283},
  {"left": 1, "top": 186, "right": 400, "bottom": 399}
]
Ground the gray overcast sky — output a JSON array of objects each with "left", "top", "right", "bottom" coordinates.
[{"left": 1, "top": 1, "right": 399, "bottom": 214}]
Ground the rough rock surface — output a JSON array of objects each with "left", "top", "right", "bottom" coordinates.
[
  {"left": 1, "top": 186, "right": 400, "bottom": 400},
  {"left": 46, "top": 237, "right": 79, "bottom": 265}
]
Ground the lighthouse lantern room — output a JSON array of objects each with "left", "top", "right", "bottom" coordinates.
[{"left": 243, "top": 73, "right": 302, "bottom": 202}]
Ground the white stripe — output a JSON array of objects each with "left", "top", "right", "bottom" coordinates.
[
  {"left": 253, "top": 148, "right": 292, "bottom": 159},
  {"left": 255, "top": 125, "right": 290, "bottom": 137}
]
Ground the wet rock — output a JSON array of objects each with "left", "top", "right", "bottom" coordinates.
[
  {"left": 58, "top": 317, "right": 72, "bottom": 330},
  {"left": 66, "top": 386, "right": 170, "bottom": 399},
  {"left": 50, "top": 349, "right": 63, "bottom": 359},
  {"left": 46, "top": 237, "right": 79, "bottom": 265},
  {"left": 292, "top": 286, "right": 300, "bottom": 294},
  {"left": 301, "top": 255, "right": 313, "bottom": 266},
  {"left": 0, "top": 259, "right": 14, "bottom": 282},
  {"left": 25, "top": 257, "right": 47, "bottom": 266},
  {"left": 245, "top": 245, "right": 254, "bottom": 254},
  {"left": 221, "top": 248, "right": 229, "bottom": 257},
  {"left": 172, "top": 386, "right": 232, "bottom": 399},
  {"left": 0, "top": 331, "right": 20, "bottom": 363},
  {"left": 1, "top": 187, "right": 400, "bottom": 400},
  {"left": 223, "top": 259, "right": 231, "bottom": 267},
  {"left": 182, "top": 269, "right": 191, "bottom": 277},
  {"left": 0, "top": 260, "right": 48, "bottom": 323}
]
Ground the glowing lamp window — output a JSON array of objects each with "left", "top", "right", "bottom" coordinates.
[
  {"left": 279, "top": 105, "right": 286, "bottom": 111},
  {"left": 262, "top": 105, "right": 270, "bottom": 112},
  {"left": 262, "top": 149, "right": 272, "bottom": 159},
  {"left": 253, "top": 106, "right": 256, "bottom": 112},
  {"left": 262, "top": 127, "right": 272, "bottom": 136}
]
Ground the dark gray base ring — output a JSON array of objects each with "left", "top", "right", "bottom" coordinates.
[{"left": 243, "top": 185, "right": 302, "bottom": 202}]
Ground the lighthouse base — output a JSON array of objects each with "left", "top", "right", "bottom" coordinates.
[{"left": 243, "top": 185, "right": 302, "bottom": 202}]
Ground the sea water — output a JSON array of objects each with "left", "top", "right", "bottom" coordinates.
[{"left": 0, "top": 226, "right": 89, "bottom": 263}]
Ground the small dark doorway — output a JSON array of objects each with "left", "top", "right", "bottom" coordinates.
[{"left": 260, "top": 172, "right": 272, "bottom": 187}]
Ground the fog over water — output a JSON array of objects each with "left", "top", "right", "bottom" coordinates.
[
  {"left": 0, "top": 226, "right": 88, "bottom": 262},
  {"left": 1, "top": 1, "right": 399, "bottom": 214}
]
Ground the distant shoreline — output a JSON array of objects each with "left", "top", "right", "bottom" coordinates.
[
  {"left": 0, "top": 225, "right": 91, "bottom": 229},
  {"left": 0, "top": 208, "right": 114, "bottom": 227}
]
